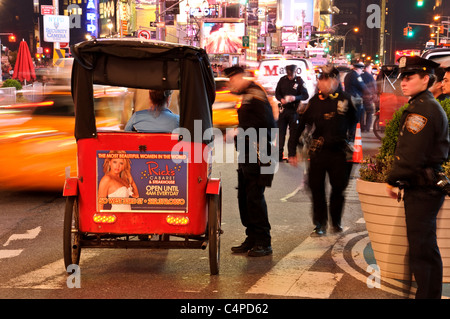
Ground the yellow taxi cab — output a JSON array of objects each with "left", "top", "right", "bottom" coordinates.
[
  {"left": 212, "top": 77, "right": 240, "bottom": 129},
  {"left": 0, "top": 86, "right": 125, "bottom": 191}
]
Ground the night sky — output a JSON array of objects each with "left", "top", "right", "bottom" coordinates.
[{"left": 391, "top": 0, "right": 446, "bottom": 51}]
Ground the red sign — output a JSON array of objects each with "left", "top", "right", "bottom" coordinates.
[
  {"left": 138, "top": 30, "right": 151, "bottom": 40},
  {"left": 41, "top": 5, "right": 54, "bottom": 15}
]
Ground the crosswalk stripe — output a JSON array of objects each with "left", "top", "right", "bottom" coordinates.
[
  {"left": 0, "top": 250, "right": 23, "bottom": 259},
  {"left": 246, "top": 230, "right": 347, "bottom": 297},
  {"left": 3, "top": 227, "right": 41, "bottom": 246}
]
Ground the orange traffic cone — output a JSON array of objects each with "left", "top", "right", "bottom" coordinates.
[{"left": 352, "top": 123, "right": 363, "bottom": 163}]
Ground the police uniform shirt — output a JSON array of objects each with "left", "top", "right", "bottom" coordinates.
[
  {"left": 387, "top": 90, "right": 449, "bottom": 186},
  {"left": 275, "top": 75, "right": 309, "bottom": 108},
  {"left": 296, "top": 89, "right": 357, "bottom": 150}
]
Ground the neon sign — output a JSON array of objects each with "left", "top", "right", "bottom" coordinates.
[{"left": 86, "top": 0, "right": 98, "bottom": 37}]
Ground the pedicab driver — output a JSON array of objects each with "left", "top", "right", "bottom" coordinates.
[
  {"left": 386, "top": 56, "right": 449, "bottom": 299},
  {"left": 224, "top": 66, "right": 277, "bottom": 257}
]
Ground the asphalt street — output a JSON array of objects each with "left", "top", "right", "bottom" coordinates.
[{"left": 1, "top": 131, "right": 449, "bottom": 308}]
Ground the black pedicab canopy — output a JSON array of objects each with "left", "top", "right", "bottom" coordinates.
[{"left": 70, "top": 38, "right": 215, "bottom": 141}]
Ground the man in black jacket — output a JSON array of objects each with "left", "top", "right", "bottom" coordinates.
[
  {"left": 386, "top": 56, "right": 449, "bottom": 299},
  {"left": 275, "top": 64, "right": 309, "bottom": 161},
  {"left": 224, "top": 66, "right": 277, "bottom": 257},
  {"left": 290, "top": 65, "right": 357, "bottom": 236}
]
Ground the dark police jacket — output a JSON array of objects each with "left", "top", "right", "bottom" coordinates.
[
  {"left": 387, "top": 90, "right": 449, "bottom": 187},
  {"left": 290, "top": 88, "right": 357, "bottom": 156},
  {"left": 344, "top": 70, "right": 367, "bottom": 99},
  {"left": 236, "top": 82, "right": 277, "bottom": 167},
  {"left": 275, "top": 75, "right": 309, "bottom": 110}
]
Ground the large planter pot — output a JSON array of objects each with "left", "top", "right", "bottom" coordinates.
[{"left": 356, "top": 179, "right": 450, "bottom": 282}]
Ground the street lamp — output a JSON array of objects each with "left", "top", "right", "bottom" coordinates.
[
  {"left": 325, "top": 22, "right": 348, "bottom": 33},
  {"left": 342, "top": 27, "right": 359, "bottom": 55}
]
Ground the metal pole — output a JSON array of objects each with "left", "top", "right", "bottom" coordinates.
[
  {"left": 0, "top": 38, "right": 2, "bottom": 83},
  {"left": 379, "top": 0, "right": 385, "bottom": 64},
  {"left": 53, "top": 0, "right": 60, "bottom": 49},
  {"left": 159, "top": 0, "right": 166, "bottom": 41}
]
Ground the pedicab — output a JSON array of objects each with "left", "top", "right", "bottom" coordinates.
[
  {"left": 62, "top": 38, "right": 222, "bottom": 275},
  {"left": 373, "top": 64, "right": 408, "bottom": 140}
]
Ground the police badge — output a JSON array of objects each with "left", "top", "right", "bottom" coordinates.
[
  {"left": 399, "top": 56, "right": 407, "bottom": 69},
  {"left": 337, "top": 99, "right": 349, "bottom": 115}
]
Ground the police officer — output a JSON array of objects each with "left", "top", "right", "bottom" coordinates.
[
  {"left": 290, "top": 65, "right": 357, "bottom": 236},
  {"left": 275, "top": 64, "right": 309, "bottom": 161},
  {"left": 386, "top": 56, "right": 449, "bottom": 299},
  {"left": 224, "top": 66, "right": 277, "bottom": 257},
  {"left": 344, "top": 62, "right": 368, "bottom": 141}
]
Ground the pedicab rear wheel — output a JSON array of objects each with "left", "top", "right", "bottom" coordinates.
[
  {"left": 63, "top": 196, "right": 81, "bottom": 269},
  {"left": 207, "top": 192, "right": 222, "bottom": 275},
  {"left": 373, "top": 113, "right": 385, "bottom": 140}
]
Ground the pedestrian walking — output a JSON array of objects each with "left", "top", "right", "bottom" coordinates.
[
  {"left": 275, "top": 64, "right": 309, "bottom": 161},
  {"left": 224, "top": 66, "right": 277, "bottom": 257},
  {"left": 344, "top": 62, "right": 367, "bottom": 141},
  {"left": 290, "top": 65, "right": 357, "bottom": 236},
  {"left": 360, "top": 63, "right": 377, "bottom": 132},
  {"left": 386, "top": 56, "right": 449, "bottom": 299}
]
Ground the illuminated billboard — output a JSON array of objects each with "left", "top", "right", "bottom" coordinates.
[
  {"left": 280, "top": 0, "right": 315, "bottom": 27},
  {"left": 203, "top": 22, "right": 245, "bottom": 54}
]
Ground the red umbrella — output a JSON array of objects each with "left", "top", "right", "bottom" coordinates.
[{"left": 12, "top": 40, "right": 36, "bottom": 84}]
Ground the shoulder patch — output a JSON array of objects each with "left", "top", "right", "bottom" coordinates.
[
  {"left": 405, "top": 113, "right": 427, "bottom": 134},
  {"left": 337, "top": 99, "right": 348, "bottom": 114}
]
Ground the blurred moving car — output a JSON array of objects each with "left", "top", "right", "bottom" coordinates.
[
  {"left": 0, "top": 86, "right": 126, "bottom": 191},
  {"left": 212, "top": 77, "right": 240, "bottom": 129},
  {"left": 254, "top": 57, "right": 317, "bottom": 100}
]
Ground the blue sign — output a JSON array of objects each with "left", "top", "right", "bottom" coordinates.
[{"left": 86, "top": 0, "right": 98, "bottom": 37}]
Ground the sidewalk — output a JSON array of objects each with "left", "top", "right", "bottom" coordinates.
[{"left": 345, "top": 132, "right": 450, "bottom": 298}]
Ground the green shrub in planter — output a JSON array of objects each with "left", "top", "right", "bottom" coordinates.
[
  {"left": 1, "top": 79, "right": 22, "bottom": 90},
  {"left": 360, "top": 98, "right": 450, "bottom": 182}
]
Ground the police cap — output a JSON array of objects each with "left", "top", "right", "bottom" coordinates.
[
  {"left": 285, "top": 64, "right": 297, "bottom": 73},
  {"left": 223, "top": 66, "right": 245, "bottom": 78},
  {"left": 398, "top": 56, "right": 440, "bottom": 77},
  {"left": 353, "top": 62, "right": 365, "bottom": 69}
]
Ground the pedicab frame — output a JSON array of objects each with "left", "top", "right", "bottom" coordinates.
[
  {"left": 373, "top": 64, "right": 408, "bottom": 140},
  {"left": 62, "top": 38, "right": 222, "bottom": 275}
]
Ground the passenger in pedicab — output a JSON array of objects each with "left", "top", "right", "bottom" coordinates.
[{"left": 124, "top": 89, "right": 179, "bottom": 133}]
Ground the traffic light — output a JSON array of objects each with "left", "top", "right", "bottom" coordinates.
[
  {"left": 407, "top": 27, "right": 414, "bottom": 37},
  {"left": 403, "top": 27, "right": 408, "bottom": 36},
  {"left": 8, "top": 34, "right": 16, "bottom": 42},
  {"left": 417, "top": 0, "right": 424, "bottom": 7},
  {"left": 305, "top": 31, "right": 310, "bottom": 40},
  {"left": 44, "top": 48, "right": 50, "bottom": 58}
]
